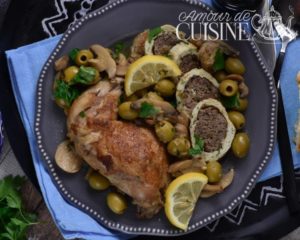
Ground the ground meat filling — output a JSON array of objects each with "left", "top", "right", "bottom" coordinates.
[
  {"left": 182, "top": 76, "right": 219, "bottom": 112},
  {"left": 194, "top": 106, "right": 227, "bottom": 152},
  {"left": 153, "top": 32, "right": 180, "bottom": 55},
  {"left": 179, "top": 54, "right": 201, "bottom": 73}
]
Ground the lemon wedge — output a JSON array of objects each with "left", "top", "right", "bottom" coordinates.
[
  {"left": 125, "top": 55, "right": 181, "bottom": 96},
  {"left": 165, "top": 172, "right": 208, "bottom": 231}
]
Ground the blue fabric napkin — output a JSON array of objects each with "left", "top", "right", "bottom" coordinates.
[{"left": 6, "top": 36, "right": 130, "bottom": 240}]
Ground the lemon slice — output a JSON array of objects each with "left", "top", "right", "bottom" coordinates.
[
  {"left": 165, "top": 172, "right": 208, "bottom": 231},
  {"left": 125, "top": 55, "right": 181, "bottom": 96}
]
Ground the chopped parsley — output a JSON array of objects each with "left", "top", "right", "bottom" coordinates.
[
  {"left": 72, "top": 66, "right": 97, "bottom": 85},
  {"left": 0, "top": 176, "right": 38, "bottom": 240},
  {"left": 221, "top": 94, "right": 240, "bottom": 109},
  {"left": 213, "top": 49, "right": 225, "bottom": 72},
  {"left": 54, "top": 80, "right": 80, "bottom": 107},
  {"left": 148, "top": 26, "right": 162, "bottom": 42},
  {"left": 189, "top": 135, "right": 204, "bottom": 157},
  {"left": 113, "top": 42, "right": 125, "bottom": 59},
  {"left": 68, "top": 48, "right": 80, "bottom": 63},
  {"left": 139, "top": 102, "right": 159, "bottom": 118}
]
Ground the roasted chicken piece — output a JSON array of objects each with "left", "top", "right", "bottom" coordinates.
[{"left": 67, "top": 81, "right": 169, "bottom": 218}]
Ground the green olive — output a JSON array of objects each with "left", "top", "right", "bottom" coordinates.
[
  {"left": 88, "top": 171, "right": 110, "bottom": 190},
  {"left": 154, "top": 79, "right": 176, "bottom": 97},
  {"left": 232, "top": 133, "right": 250, "bottom": 158},
  {"left": 106, "top": 192, "right": 127, "bottom": 215},
  {"left": 219, "top": 80, "right": 238, "bottom": 97},
  {"left": 63, "top": 66, "right": 79, "bottom": 83},
  {"left": 206, "top": 161, "right": 222, "bottom": 183},
  {"left": 145, "top": 92, "right": 164, "bottom": 101},
  {"left": 118, "top": 102, "right": 138, "bottom": 120},
  {"left": 228, "top": 111, "right": 246, "bottom": 130},
  {"left": 225, "top": 57, "right": 246, "bottom": 75},
  {"left": 155, "top": 121, "right": 175, "bottom": 143},
  {"left": 75, "top": 49, "right": 94, "bottom": 66},
  {"left": 214, "top": 71, "right": 227, "bottom": 83},
  {"left": 167, "top": 137, "right": 191, "bottom": 157},
  {"left": 234, "top": 98, "right": 248, "bottom": 112}
]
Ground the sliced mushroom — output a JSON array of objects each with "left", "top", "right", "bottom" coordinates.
[
  {"left": 88, "top": 44, "right": 117, "bottom": 79},
  {"left": 226, "top": 74, "right": 245, "bottom": 82},
  {"left": 116, "top": 53, "right": 129, "bottom": 76},
  {"left": 175, "top": 123, "right": 189, "bottom": 138},
  {"left": 168, "top": 158, "right": 206, "bottom": 177},
  {"left": 54, "top": 55, "right": 69, "bottom": 71},
  {"left": 130, "top": 30, "right": 148, "bottom": 62},
  {"left": 55, "top": 140, "right": 82, "bottom": 173},
  {"left": 238, "top": 82, "right": 249, "bottom": 98},
  {"left": 111, "top": 77, "right": 125, "bottom": 85},
  {"left": 200, "top": 169, "right": 235, "bottom": 198}
]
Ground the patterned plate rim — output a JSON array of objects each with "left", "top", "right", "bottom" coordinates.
[{"left": 34, "top": 0, "right": 278, "bottom": 236}]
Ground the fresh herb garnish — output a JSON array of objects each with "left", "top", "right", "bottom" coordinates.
[
  {"left": 189, "top": 135, "right": 204, "bottom": 156},
  {"left": 221, "top": 94, "right": 240, "bottom": 109},
  {"left": 139, "top": 102, "right": 159, "bottom": 118},
  {"left": 72, "top": 66, "right": 97, "bottom": 85},
  {"left": 113, "top": 42, "right": 125, "bottom": 59},
  {"left": 148, "top": 27, "right": 162, "bottom": 42},
  {"left": 0, "top": 176, "right": 38, "bottom": 240},
  {"left": 68, "top": 48, "right": 80, "bottom": 63},
  {"left": 213, "top": 49, "right": 225, "bottom": 72},
  {"left": 54, "top": 80, "right": 80, "bottom": 107}
]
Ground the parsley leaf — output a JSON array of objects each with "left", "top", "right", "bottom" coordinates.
[
  {"left": 148, "top": 27, "right": 162, "bottom": 42},
  {"left": 139, "top": 102, "right": 159, "bottom": 118},
  {"left": 68, "top": 48, "right": 80, "bottom": 63},
  {"left": 54, "top": 80, "right": 80, "bottom": 107},
  {"left": 221, "top": 94, "right": 240, "bottom": 109},
  {"left": 189, "top": 135, "right": 204, "bottom": 156},
  {"left": 72, "top": 66, "right": 97, "bottom": 85},
  {"left": 0, "top": 176, "right": 38, "bottom": 240},
  {"left": 113, "top": 42, "right": 125, "bottom": 59},
  {"left": 213, "top": 49, "right": 225, "bottom": 72}
]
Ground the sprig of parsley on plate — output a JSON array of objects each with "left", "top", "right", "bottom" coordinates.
[
  {"left": 148, "top": 27, "right": 162, "bottom": 42},
  {"left": 0, "top": 176, "right": 38, "bottom": 240},
  {"left": 139, "top": 102, "right": 159, "bottom": 118},
  {"left": 189, "top": 135, "right": 204, "bottom": 157}
]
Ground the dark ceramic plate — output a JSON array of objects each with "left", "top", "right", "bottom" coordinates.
[{"left": 35, "top": 0, "right": 277, "bottom": 236}]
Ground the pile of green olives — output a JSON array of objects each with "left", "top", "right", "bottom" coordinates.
[{"left": 167, "top": 137, "right": 191, "bottom": 158}]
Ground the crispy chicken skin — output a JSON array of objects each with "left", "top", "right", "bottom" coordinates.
[{"left": 67, "top": 81, "right": 169, "bottom": 218}]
